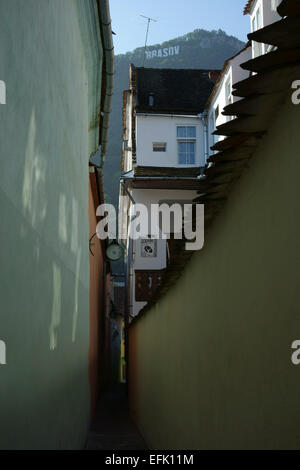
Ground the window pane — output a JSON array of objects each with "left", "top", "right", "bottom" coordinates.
[
  {"left": 179, "top": 154, "right": 186, "bottom": 164},
  {"left": 225, "top": 80, "right": 231, "bottom": 99},
  {"left": 187, "top": 153, "right": 195, "bottom": 164},
  {"left": 178, "top": 142, "right": 186, "bottom": 164},
  {"left": 187, "top": 126, "right": 196, "bottom": 138},
  {"left": 188, "top": 142, "right": 195, "bottom": 164},
  {"left": 178, "top": 142, "right": 195, "bottom": 165},
  {"left": 256, "top": 8, "right": 261, "bottom": 29},
  {"left": 177, "top": 126, "right": 196, "bottom": 139},
  {"left": 177, "top": 126, "right": 186, "bottom": 138}
]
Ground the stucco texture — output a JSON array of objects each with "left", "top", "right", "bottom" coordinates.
[
  {"left": 129, "top": 96, "right": 300, "bottom": 449},
  {"left": 0, "top": 0, "right": 102, "bottom": 449}
]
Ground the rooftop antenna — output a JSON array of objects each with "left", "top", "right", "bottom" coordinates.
[{"left": 140, "top": 14, "right": 158, "bottom": 67}]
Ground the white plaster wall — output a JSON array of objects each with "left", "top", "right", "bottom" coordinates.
[
  {"left": 123, "top": 93, "right": 133, "bottom": 172},
  {"left": 131, "top": 188, "right": 197, "bottom": 270},
  {"left": 231, "top": 47, "right": 252, "bottom": 86},
  {"left": 262, "top": 0, "right": 281, "bottom": 26},
  {"left": 262, "top": 0, "right": 281, "bottom": 53},
  {"left": 207, "top": 66, "right": 232, "bottom": 154},
  {"left": 249, "top": 0, "right": 281, "bottom": 56},
  {"left": 133, "top": 238, "right": 166, "bottom": 270},
  {"left": 250, "top": 0, "right": 281, "bottom": 28},
  {"left": 207, "top": 46, "right": 251, "bottom": 156},
  {"left": 136, "top": 115, "right": 205, "bottom": 168},
  {"left": 128, "top": 188, "right": 198, "bottom": 317}
]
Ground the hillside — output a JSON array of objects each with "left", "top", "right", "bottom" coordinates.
[{"left": 103, "top": 28, "right": 245, "bottom": 208}]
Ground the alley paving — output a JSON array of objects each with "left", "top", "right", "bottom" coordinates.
[{"left": 85, "top": 384, "right": 147, "bottom": 450}]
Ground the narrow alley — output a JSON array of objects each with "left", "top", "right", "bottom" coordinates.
[
  {"left": 86, "top": 385, "right": 147, "bottom": 450},
  {"left": 1, "top": 0, "right": 300, "bottom": 453}
]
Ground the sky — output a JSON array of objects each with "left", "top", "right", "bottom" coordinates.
[{"left": 109, "top": 0, "right": 250, "bottom": 55}]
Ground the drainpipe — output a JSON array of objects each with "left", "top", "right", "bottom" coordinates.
[
  {"left": 198, "top": 111, "right": 209, "bottom": 171},
  {"left": 97, "top": 0, "right": 114, "bottom": 164},
  {"left": 120, "top": 179, "right": 136, "bottom": 205}
]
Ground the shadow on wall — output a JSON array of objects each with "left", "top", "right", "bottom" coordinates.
[
  {"left": 20, "top": 108, "right": 85, "bottom": 352},
  {"left": 0, "top": 0, "right": 93, "bottom": 447},
  {"left": 0, "top": 105, "right": 90, "bottom": 447}
]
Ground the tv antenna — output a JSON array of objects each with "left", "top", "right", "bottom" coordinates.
[{"left": 140, "top": 14, "right": 158, "bottom": 67}]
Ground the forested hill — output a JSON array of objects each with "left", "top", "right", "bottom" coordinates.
[{"left": 103, "top": 28, "right": 245, "bottom": 208}]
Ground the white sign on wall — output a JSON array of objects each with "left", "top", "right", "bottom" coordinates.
[
  {"left": 145, "top": 45, "right": 180, "bottom": 60},
  {"left": 141, "top": 238, "right": 157, "bottom": 257}
]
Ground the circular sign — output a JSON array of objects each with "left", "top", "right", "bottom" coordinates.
[{"left": 106, "top": 241, "right": 124, "bottom": 261}]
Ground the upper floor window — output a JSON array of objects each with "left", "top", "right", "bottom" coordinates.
[
  {"left": 177, "top": 126, "right": 196, "bottom": 165},
  {"left": 251, "top": 7, "right": 263, "bottom": 57},
  {"left": 209, "top": 112, "right": 216, "bottom": 154},
  {"left": 177, "top": 126, "right": 196, "bottom": 139},
  {"left": 252, "top": 7, "right": 262, "bottom": 31},
  {"left": 149, "top": 93, "right": 154, "bottom": 106},
  {"left": 225, "top": 78, "right": 233, "bottom": 121},
  {"left": 225, "top": 78, "right": 232, "bottom": 106}
]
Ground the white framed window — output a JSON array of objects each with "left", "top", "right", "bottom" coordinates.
[
  {"left": 148, "top": 93, "right": 154, "bottom": 106},
  {"left": 251, "top": 6, "right": 262, "bottom": 31},
  {"left": 251, "top": 6, "right": 263, "bottom": 57},
  {"left": 256, "top": 7, "right": 262, "bottom": 29},
  {"left": 225, "top": 78, "right": 232, "bottom": 105},
  {"left": 225, "top": 77, "right": 233, "bottom": 121},
  {"left": 176, "top": 126, "right": 196, "bottom": 165},
  {"left": 209, "top": 112, "right": 216, "bottom": 154},
  {"left": 153, "top": 142, "right": 167, "bottom": 152}
]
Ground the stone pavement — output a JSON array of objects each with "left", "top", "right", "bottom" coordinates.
[{"left": 85, "top": 384, "right": 147, "bottom": 450}]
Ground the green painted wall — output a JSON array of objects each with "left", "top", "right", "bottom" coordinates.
[
  {"left": 130, "top": 96, "right": 300, "bottom": 450},
  {"left": 0, "top": 0, "right": 102, "bottom": 449}
]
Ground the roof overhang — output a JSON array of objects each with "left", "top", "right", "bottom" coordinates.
[
  {"left": 121, "top": 176, "right": 204, "bottom": 191},
  {"left": 244, "top": 0, "right": 255, "bottom": 15},
  {"left": 132, "top": 3, "right": 300, "bottom": 320}
]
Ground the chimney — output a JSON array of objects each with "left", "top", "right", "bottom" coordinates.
[{"left": 209, "top": 70, "right": 220, "bottom": 82}]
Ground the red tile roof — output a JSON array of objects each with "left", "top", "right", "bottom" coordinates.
[{"left": 244, "top": 0, "right": 255, "bottom": 15}]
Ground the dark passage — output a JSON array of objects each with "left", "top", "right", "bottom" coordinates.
[{"left": 85, "top": 384, "right": 147, "bottom": 450}]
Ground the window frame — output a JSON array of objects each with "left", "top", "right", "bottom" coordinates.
[
  {"left": 251, "top": 3, "right": 263, "bottom": 57},
  {"left": 176, "top": 125, "right": 197, "bottom": 165},
  {"left": 209, "top": 112, "right": 216, "bottom": 155},
  {"left": 152, "top": 142, "right": 167, "bottom": 152}
]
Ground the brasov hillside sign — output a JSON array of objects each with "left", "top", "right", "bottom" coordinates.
[{"left": 145, "top": 45, "right": 180, "bottom": 60}]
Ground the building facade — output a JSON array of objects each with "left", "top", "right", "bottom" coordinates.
[
  {"left": 127, "top": 0, "right": 300, "bottom": 449},
  {"left": 244, "top": 0, "right": 281, "bottom": 56},
  {"left": 206, "top": 43, "right": 252, "bottom": 155},
  {"left": 119, "top": 66, "right": 218, "bottom": 317},
  {"left": 0, "top": 0, "right": 113, "bottom": 449}
]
